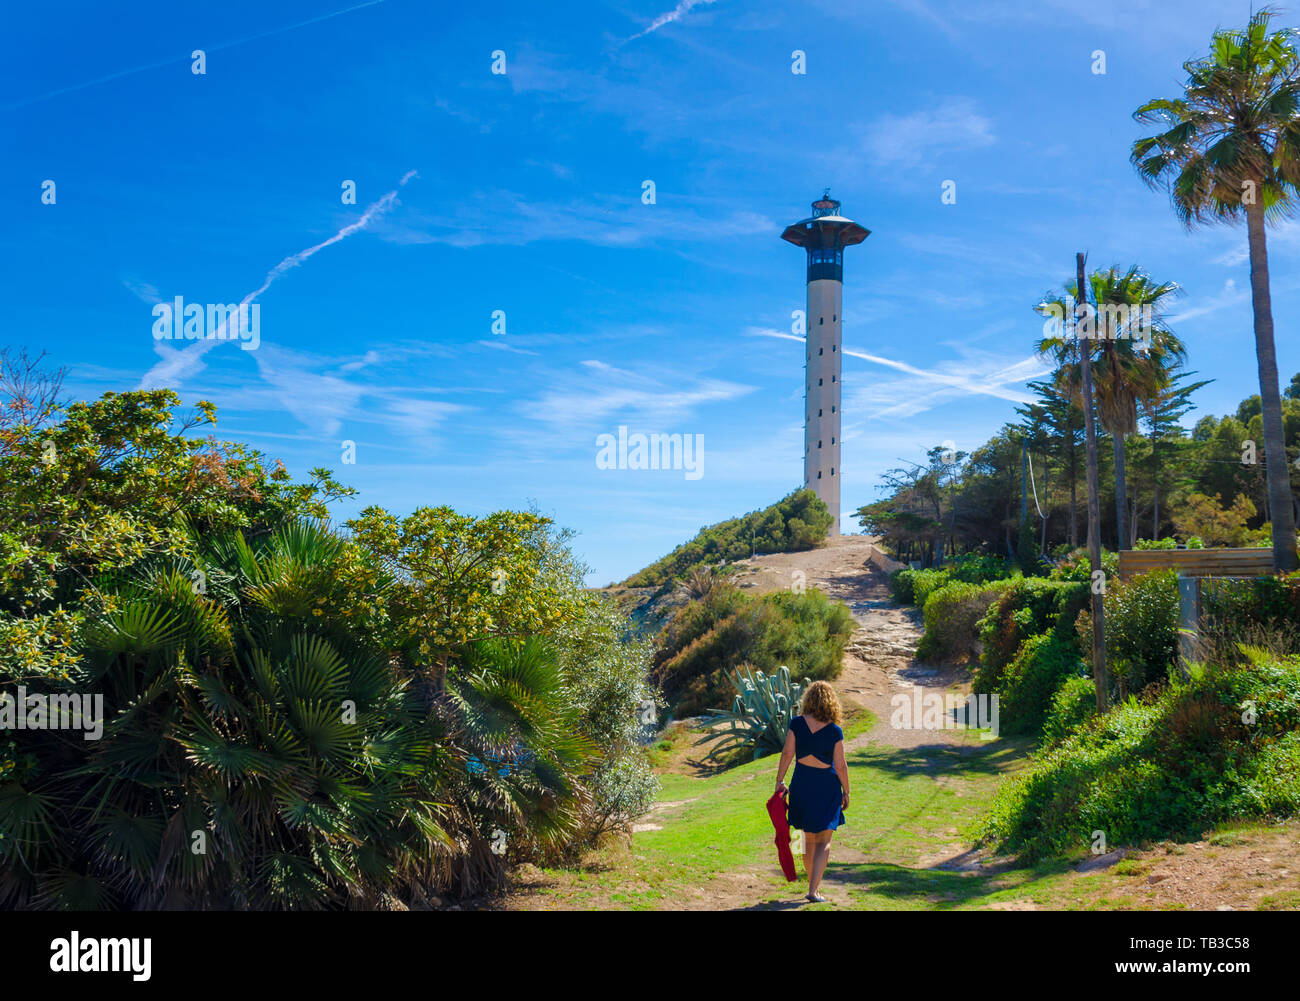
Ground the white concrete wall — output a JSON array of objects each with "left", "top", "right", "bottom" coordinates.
[{"left": 804, "top": 278, "right": 842, "bottom": 535}]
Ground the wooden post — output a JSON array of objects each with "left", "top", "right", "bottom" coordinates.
[
  {"left": 1077, "top": 252, "right": 1109, "bottom": 711},
  {"left": 1177, "top": 575, "right": 1202, "bottom": 676}
]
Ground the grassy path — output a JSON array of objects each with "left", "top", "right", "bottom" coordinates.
[{"left": 500, "top": 542, "right": 1300, "bottom": 910}]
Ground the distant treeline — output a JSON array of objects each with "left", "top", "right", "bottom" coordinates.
[{"left": 857, "top": 370, "right": 1300, "bottom": 567}]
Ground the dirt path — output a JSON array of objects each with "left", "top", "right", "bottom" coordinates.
[
  {"left": 673, "top": 536, "right": 989, "bottom": 907},
  {"left": 730, "top": 534, "right": 973, "bottom": 752}
]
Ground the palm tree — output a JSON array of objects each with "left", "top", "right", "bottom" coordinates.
[
  {"left": 1131, "top": 7, "right": 1300, "bottom": 570},
  {"left": 1090, "top": 267, "right": 1185, "bottom": 548},
  {"left": 1038, "top": 267, "right": 1184, "bottom": 548}
]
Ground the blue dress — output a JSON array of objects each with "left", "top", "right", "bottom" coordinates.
[{"left": 786, "top": 716, "right": 846, "bottom": 832}]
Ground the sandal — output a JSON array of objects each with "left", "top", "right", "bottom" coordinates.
[{"left": 805, "top": 891, "right": 826, "bottom": 903}]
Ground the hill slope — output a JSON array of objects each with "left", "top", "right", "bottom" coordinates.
[{"left": 622, "top": 488, "right": 832, "bottom": 589}]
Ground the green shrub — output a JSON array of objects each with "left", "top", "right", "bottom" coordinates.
[
  {"left": 0, "top": 521, "right": 600, "bottom": 909},
  {"left": 1049, "top": 549, "right": 1119, "bottom": 583},
  {"left": 1039, "top": 676, "right": 1097, "bottom": 747},
  {"left": 890, "top": 568, "right": 917, "bottom": 604},
  {"left": 651, "top": 583, "right": 853, "bottom": 717},
  {"left": 916, "top": 580, "right": 1012, "bottom": 663},
  {"left": 944, "top": 553, "right": 1013, "bottom": 584},
  {"left": 1079, "top": 569, "right": 1180, "bottom": 696},
  {"left": 999, "top": 632, "right": 1089, "bottom": 736},
  {"left": 910, "top": 568, "right": 953, "bottom": 608},
  {"left": 1198, "top": 573, "right": 1300, "bottom": 664},
  {"left": 1016, "top": 519, "right": 1040, "bottom": 575},
  {"left": 1203, "top": 573, "right": 1300, "bottom": 631},
  {"left": 979, "top": 652, "right": 1300, "bottom": 860},
  {"left": 555, "top": 595, "right": 662, "bottom": 843},
  {"left": 764, "top": 587, "right": 856, "bottom": 678},
  {"left": 891, "top": 555, "right": 1013, "bottom": 608},
  {"left": 974, "top": 579, "right": 1088, "bottom": 696}
]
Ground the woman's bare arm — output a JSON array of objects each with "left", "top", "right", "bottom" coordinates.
[
  {"left": 775, "top": 728, "right": 796, "bottom": 792},
  {"left": 833, "top": 739, "right": 850, "bottom": 808}
]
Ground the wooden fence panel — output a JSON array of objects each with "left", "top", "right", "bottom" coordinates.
[{"left": 1117, "top": 548, "right": 1276, "bottom": 581}]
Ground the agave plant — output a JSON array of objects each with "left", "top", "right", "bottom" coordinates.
[{"left": 694, "top": 664, "right": 809, "bottom": 762}]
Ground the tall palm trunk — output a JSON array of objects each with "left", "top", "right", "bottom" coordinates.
[
  {"left": 1245, "top": 203, "right": 1299, "bottom": 572},
  {"left": 1066, "top": 392, "right": 1080, "bottom": 547},
  {"left": 1069, "top": 459, "right": 1078, "bottom": 547},
  {"left": 1078, "top": 253, "right": 1108, "bottom": 711},
  {"left": 1112, "top": 432, "right": 1128, "bottom": 550}
]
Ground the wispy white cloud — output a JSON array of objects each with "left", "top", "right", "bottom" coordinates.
[
  {"left": 1211, "top": 218, "right": 1300, "bottom": 268},
  {"left": 528, "top": 373, "right": 751, "bottom": 429},
  {"left": 1167, "top": 278, "right": 1248, "bottom": 326},
  {"left": 249, "top": 345, "right": 369, "bottom": 437},
  {"left": 858, "top": 355, "right": 1049, "bottom": 420},
  {"left": 862, "top": 97, "right": 995, "bottom": 167},
  {"left": 138, "top": 339, "right": 470, "bottom": 452},
  {"left": 122, "top": 279, "right": 163, "bottom": 305},
  {"left": 747, "top": 327, "right": 804, "bottom": 344},
  {"left": 478, "top": 339, "right": 541, "bottom": 357},
  {"left": 376, "top": 396, "right": 463, "bottom": 449},
  {"left": 379, "top": 190, "right": 771, "bottom": 249}
]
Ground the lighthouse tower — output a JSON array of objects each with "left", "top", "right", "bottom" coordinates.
[{"left": 781, "top": 191, "right": 869, "bottom": 536}]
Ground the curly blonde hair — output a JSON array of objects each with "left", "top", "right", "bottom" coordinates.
[{"left": 800, "top": 680, "right": 842, "bottom": 725}]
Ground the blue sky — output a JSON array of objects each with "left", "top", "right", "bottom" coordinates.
[{"left": 3, "top": 0, "right": 1296, "bottom": 585}]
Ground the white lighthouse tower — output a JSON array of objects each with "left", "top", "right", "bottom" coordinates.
[{"left": 781, "top": 191, "right": 869, "bottom": 536}]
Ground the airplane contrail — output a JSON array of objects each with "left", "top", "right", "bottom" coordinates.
[
  {"left": 4, "top": 0, "right": 387, "bottom": 112},
  {"left": 748, "top": 327, "right": 1040, "bottom": 405},
  {"left": 138, "top": 171, "right": 415, "bottom": 389},
  {"left": 841, "top": 347, "right": 1037, "bottom": 404},
  {"left": 627, "top": 0, "right": 717, "bottom": 41}
]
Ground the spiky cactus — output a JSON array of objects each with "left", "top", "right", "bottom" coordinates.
[{"left": 694, "top": 665, "right": 810, "bottom": 762}]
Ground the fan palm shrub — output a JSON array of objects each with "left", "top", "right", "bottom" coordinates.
[
  {"left": 0, "top": 519, "right": 460, "bottom": 910},
  {"left": 448, "top": 638, "right": 597, "bottom": 864}
]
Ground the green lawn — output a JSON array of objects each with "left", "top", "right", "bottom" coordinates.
[
  {"left": 508, "top": 706, "right": 1297, "bottom": 910},
  {"left": 515, "top": 713, "right": 1085, "bottom": 909}
]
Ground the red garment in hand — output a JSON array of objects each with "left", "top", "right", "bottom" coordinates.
[{"left": 766, "top": 790, "right": 798, "bottom": 882}]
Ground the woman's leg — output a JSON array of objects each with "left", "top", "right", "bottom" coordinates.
[
  {"left": 809, "top": 831, "right": 834, "bottom": 896},
  {"left": 800, "top": 830, "right": 814, "bottom": 882}
]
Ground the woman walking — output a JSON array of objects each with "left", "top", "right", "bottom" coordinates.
[{"left": 774, "top": 681, "right": 849, "bottom": 903}]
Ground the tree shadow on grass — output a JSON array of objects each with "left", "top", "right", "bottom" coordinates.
[
  {"left": 850, "top": 739, "right": 1031, "bottom": 780},
  {"left": 816, "top": 857, "right": 1072, "bottom": 909},
  {"left": 733, "top": 898, "right": 810, "bottom": 911}
]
